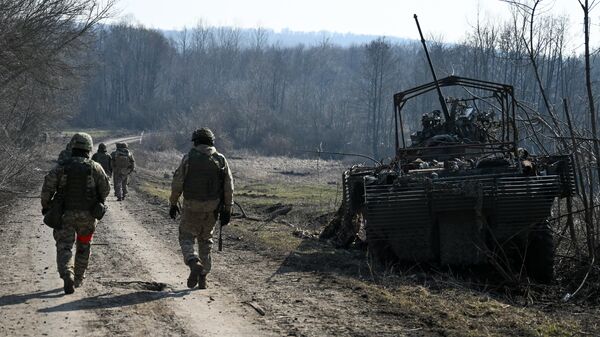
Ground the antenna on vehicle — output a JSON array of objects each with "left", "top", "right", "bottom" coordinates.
[{"left": 414, "top": 14, "right": 450, "bottom": 121}]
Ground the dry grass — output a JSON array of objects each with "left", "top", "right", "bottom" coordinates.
[
  {"left": 335, "top": 274, "right": 583, "bottom": 337},
  {"left": 61, "top": 129, "right": 123, "bottom": 140}
]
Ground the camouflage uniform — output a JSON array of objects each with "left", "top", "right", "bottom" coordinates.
[
  {"left": 41, "top": 133, "right": 110, "bottom": 292},
  {"left": 91, "top": 143, "right": 112, "bottom": 176},
  {"left": 110, "top": 143, "right": 135, "bottom": 200},
  {"left": 57, "top": 143, "right": 72, "bottom": 165},
  {"left": 170, "top": 144, "right": 234, "bottom": 277}
]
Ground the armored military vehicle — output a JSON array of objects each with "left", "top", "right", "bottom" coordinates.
[
  {"left": 330, "top": 16, "right": 577, "bottom": 283},
  {"left": 339, "top": 75, "right": 576, "bottom": 283}
]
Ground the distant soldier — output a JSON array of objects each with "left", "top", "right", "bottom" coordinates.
[
  {"left": 110, "top": 142, "right": 135, "bottom": 201},
  {"left": 92, "top": 143, "right": 112, "bottom": 177},
  {"left": 41, "top": 133, "right": 110, "bottom": 294},
  {"left": 57, "top": 142, "right": 72, "bottom": 165},
  {"left": 169, "top": 128, "right": 234, "bottom": 289}
]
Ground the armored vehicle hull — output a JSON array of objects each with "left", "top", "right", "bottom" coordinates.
[{"left": 333, "top": 76, "right": 577, "bottom": 283}]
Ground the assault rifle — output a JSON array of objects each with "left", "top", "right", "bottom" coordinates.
[
  {"left": 218, "top": 164, "right": 226, "bottom": 252},
  {"left": 217, "top": 195, "right": 225, "bottom": 252},
  {"left": 218, "top": 219, "right": 223, "bottom": 251}
]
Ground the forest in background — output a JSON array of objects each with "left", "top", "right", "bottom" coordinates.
[
  {"left": 1, "top": 1, "right": 597, "bottom": 193},
  {"left": 73, "top": 6, "right": 595, "bottom": 159},
  {"left": 0, "top": 0, "right": 113, "bottom": 192}
]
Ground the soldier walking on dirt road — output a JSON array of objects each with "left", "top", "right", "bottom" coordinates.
[
  {"left": 169, "top": 128, "right": 234, "bottom": 289},
  {"left": 92, "top": 143, "right": 112, "bottom": 177},
  {"left": 111, "top": 142, "right": 135, "bottom": 201},
  {"left": 41, "top": 133, "right": 110, "bottom": 294}
]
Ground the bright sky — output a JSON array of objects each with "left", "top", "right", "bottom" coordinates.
[{"left": 115, "top": 0, "right": 590, "bottom": 49}]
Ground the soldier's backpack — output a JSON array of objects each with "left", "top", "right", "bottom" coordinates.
[{"left": 113, "top": 150, "right": 130, "bottom": 170}]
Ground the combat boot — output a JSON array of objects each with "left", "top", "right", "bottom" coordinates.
[
  {"left": 186, "top": 259, "right": 204, "bottom": 289},
  {"left": 198, "top": 274, "right": 207, "bottom": 289},
  {"left": 74, "top": 275, "right": 85, "bottom": 288},
  {"left": 63, "top": 273, "right": 75, "bottom": 295}
]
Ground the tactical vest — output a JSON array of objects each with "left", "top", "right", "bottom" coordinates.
[
  {"left": 183, "top": 149, "right": 225, "bottom": 201},
  {"left": 63, "top": 159, "right": 97, "bottom": 211},
  {"left": 113, "top": 150, "right": 130, "bottom": 169}
]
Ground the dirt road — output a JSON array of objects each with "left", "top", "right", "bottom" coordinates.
[{"left": 0, "top": 136, "right": 271, "bottom": 337}]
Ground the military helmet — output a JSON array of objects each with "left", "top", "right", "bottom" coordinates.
[
  {"left": 116, "top": 142, "right": 128, "bottom": 149},
  {"left": 98, "top": 143, "right": 107, "bottom": 151},
  {"left": 70, "top": 133, "right": 93, "bottom": 151},
  {"left": 191, "top": 128, "right": 215, "bottom": 142}
]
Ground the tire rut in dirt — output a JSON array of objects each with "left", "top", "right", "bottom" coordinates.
[{"left": 86, "top": 202, "right": 191, "bottom": 336}]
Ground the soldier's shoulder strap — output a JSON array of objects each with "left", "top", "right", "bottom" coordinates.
[
  {"left": 82, "top": 159, "right": 101, "bottom": 195},
  {"left": 212, "top": 152, "right": 226, "bottom": 170},
  {"left": 53, "top": 163, "right": 67, "bottom": 190},
  {"left": 212, "top": 152, "right": 226, "bottom": 184}
]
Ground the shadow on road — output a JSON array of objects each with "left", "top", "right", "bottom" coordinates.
[
  {"left": 268, "top": 238, "right": 367, "bottom": 281},
  {"left": 37, "top": 288, "right": 192, "bottom": 313},
  {"left": 0, "top": 288, "right": 64, "bottom": 307}
]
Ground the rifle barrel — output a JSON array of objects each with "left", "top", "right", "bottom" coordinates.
[{"left": 218, "top": 224, "right": 223, "bottom": 251}]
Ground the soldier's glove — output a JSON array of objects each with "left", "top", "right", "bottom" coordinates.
[
  {"left": 169, "top": 204, "right": 180, "bottom": 219},
  {"left": 219, "top": 209, "right": 231, "bottom": 226}
]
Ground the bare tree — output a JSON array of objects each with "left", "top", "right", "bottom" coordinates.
[
  {"left": 362, "top": 38, "right": 393, "bottom": 158},
  {"left": 0, "top": 0, "right": 114, "bottom": 190},
  {"left": 579, "top": 0, "right": 600, "bottom": 257}
]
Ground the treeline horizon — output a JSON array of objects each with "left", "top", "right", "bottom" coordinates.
[{"left": 74, "top": 13, "right": 596, "bottom": 158}]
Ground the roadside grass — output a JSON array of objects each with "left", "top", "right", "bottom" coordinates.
[
  {"left": 239, "top": 222, "right": 304, "bottom": 252},
  {"left": 337, "top": 275, "right": 581, "bottom": 337},
  {"left": 536, "top": 323, "right": 578, "bottom": 337},
  {"left": 139, "top": 181, "right": 171, "bottom": 201},
  {"left": 236, "top": 181, "right": 338, "bottom": 208}
]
